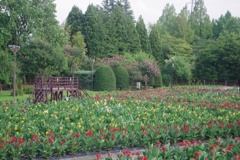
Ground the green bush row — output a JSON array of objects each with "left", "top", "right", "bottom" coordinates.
[{"left": 93, "top": 65, "right": 163, "bottom": 91}]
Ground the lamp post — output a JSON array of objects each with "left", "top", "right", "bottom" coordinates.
[
  {"left": 8, "top": 45, "right": 20, "bottom": 102},
  {"left": 92, "top": 59, "right": 95, "bottom": 91}
]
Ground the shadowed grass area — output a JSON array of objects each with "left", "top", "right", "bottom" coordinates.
[
  {"left": 0, "top": 90, "right": 121, "bottom": 103},
  {"left": 0, "top": 90, "right": 29, "bottom": 103}
]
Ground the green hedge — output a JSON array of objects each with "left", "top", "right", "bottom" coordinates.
[
  {"left": 154, "top": 72, "right": 163, "bottom": 88},
  {"left": 11, "top": 89, "right": 24, "bottom": 96},
  {"left": 114, "top": 66, "right": 129, "bottom": 90},
  {"left": 75, "top": 71, "right": 95, "bottom": 90},
  {"left": 23, "top": 85, "right": 34, "bottom": 94},
  {"left": 94, "top": 65, "right": 116, "bottom": 91}
]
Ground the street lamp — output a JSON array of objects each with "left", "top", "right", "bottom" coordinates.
[
  {"left": 91, "top": 59, "right": 95, "bottom": 91},
  {"left": 8, "top": 45, "right": 20, "bottom": 102}
]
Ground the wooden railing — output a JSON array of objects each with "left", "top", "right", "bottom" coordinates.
[{"left": 34, "top": 77, "right": 79, "bottom": 89}]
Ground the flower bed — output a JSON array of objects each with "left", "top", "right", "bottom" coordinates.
[
  {"left": 0, "top": 88, "right": 239, "bottom": 159},
  {"left": 104, "top": 138, "right": 240, "bottom": 160}
]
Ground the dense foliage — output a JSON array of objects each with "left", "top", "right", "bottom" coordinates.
[
  {"left": 114, "top": 66, "right": 129, "bottom": 90},
  {"left": 93, "top": 65, "right": 116, "bottom": 91},
  {"left": 0, "top": 0, "right": 240, "bottom": 87}
]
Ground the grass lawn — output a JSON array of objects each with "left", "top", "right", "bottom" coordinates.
[
  {"left": 0, "top": 90, "right": 29, "bottom": 103},
  {"left": 0, "top": 89, "right": 122, "bottom": 103}
]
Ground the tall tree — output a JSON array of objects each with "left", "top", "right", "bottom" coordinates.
[
  {"left": 82, "top": 4, "right": 107, "bottom": 58},
  {"left": 190, "top": 0, "right": 212, "bottom": 39},
  {"left": 214, "top": 33, "right": 240, "bottom": 81},
  {"left": 174, "top": 6, "right": 194, "bottom": 43},
  {"left": 117, "top": 0, "right": 134, "bottom": 19},
  {"left": 102, "top": 0, "right": 117, "bottom": 15},
  {"left": 105, "top": 5, "right": 128, "bottom": 55},
  {"left": 161, "top": 34, "right": 193, "bottom": 60},
  {"left": 64, "top": 32, "right": 87, "bottom": 77},
  {"left": 212, "top": 11, "right": 240, "bottom": 39},
  {"left": 125, "top": 16, "right": 141, "bottom": 53},
  {"left": 0, "top": 51, "right": 13, "bottom": 87},
  {"left": 136, "top": 15, "right": 152, "bottom": 54},
  {"left": 19, "top": 39, "right": 67, "bottom": 78},
  {"left": 157, "top": 3, "right": 177, "bottom": 35},
  {"left": 66, "top": 5, "right": 84, "bottom": 36},
  {"left": 149, "top": 25, "right": 164, "bottom": 66},
  {"left": 193, "top": 40, "right": 218, "bottom": 82}
]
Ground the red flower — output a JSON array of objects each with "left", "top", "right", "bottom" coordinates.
[
  {"left": 235, "top": 137, "right": 240, "bottom": 142},
  {"left": 15, "top": 143, "right": 20, "bottom": 148},
  {"left": 18, "top": 138, "right": 24, "bottom": 144},
  {"left": 156, "top": 141, "right": 161, "bottom": 147},
  {"left": 11, "top": 137, "right": 17, "bottom": 143},
  {"left": 107, "top": 152, "right": 112, "bottom": 157},
  {"left": 0, "top": 144, "right": 4, "bottom": 149},
  {"left": 31, "top": 134, "right": 39, "bottom": 141},
  {"left": 143, "top": 131, "right": 148, "bottom": 136},
  {"left": 183, "top": 146, "right": 187, "bottom": 151},
  {"left": 96, "top": 153, "right": 101, "bottom": 159},
  {"left": 111, "top": 135, "right": 115, "bottom": 140},
  {"left": 72, "top": 143, "right": 77, "bottom": 146},
  {"left": 227, "top": 123, "right": 232, "bottom": 128},
  {"left": 133, "top": 151, "right": 140, "bottom": 156},
  {"left": 198, "top": 140, "right": 202, "bottom": 144},
  {"left": 162, "top": 146, "right": 167, "bottom": 151},
  {"left": 48, "top": 138, "right": 53, "bottom": 144},
  {"left": 164, "top": 126, "right": 168, "bottom": 131},
  {"left": 113, "top": 127, "right": 119, "bottom": 132},
  {"left": 123, "top": 150, "right": 131, "bottom": 157},
  {"left": 47, "top": 132, "right": 56, "bottom": 139},
  {"left": 85, "top": 130, "right": 93, "bottom": 136},
  {"left": 178, "top": 142, "right": 184, "bottom": 146},
  {"left": 194, "top": 151, "right": 200, "bottom": 157},
  {"left": 74, "top": 133, "right": 80, "bottom": 138},
  {"left": 139, "top": 155, "right": 148, "bottom": 160},
  {"left": 60, "top": 142, "right": 65, "bottom": 145}
]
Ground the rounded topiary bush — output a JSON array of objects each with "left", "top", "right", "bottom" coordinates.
[
  {"left": 154, "top": 72, "right": 163, "bottom": 88},
  {"left": 94, "top": 65, "right": 116, "bottom": 91},
  {"left": 149, "top": 77, "right": 155, "bottom": 87},
  {"left": 114, "top": 66, "right": 129, "bottom": 90}
]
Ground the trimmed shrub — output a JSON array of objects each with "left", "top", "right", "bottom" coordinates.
[
  {"left": 149, "top": 77, "right": 155, "bottom": 87},
  {"left": 23, "top": 85, "right": 34, "bottom": 94},
  {"left": 94, "top": 65, "right": 116, "bottom": 91},
  {"left": 154, "top": 72, "right": 163, "bottom": 88},
  {"left": 114, "top": 66, "right": 129, "bottom": 90},
  {"left": 75, "top": 71, "right": 95, "bottom": 90},
  {"left": 11, "top": 89, "right": 24, "bottom": 96}
]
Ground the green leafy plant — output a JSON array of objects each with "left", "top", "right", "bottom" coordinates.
[{"left": 94, "top": 65, "right": 116, "bottom": 91}]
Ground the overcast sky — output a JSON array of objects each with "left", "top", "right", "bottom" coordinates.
[{"left": 54, "top": 0, "right": 240, "bottom": 24}]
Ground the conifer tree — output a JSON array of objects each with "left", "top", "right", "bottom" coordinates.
[
  {"left": 66, "top": 6, "right": 84, "bottom": 36},
  {"left": 149, "top": 25, "right": 164, "bottom": 66},
  {"left": 190, "top": 0, "right": 212, "bottom": 39},
  {"left": 105, "top": 5, "right": 127, "bottom": 55},
  {"left": 157, "top": 3, "right": 177, "bottom": 35},
  {"left": 82, "top": 5, "right": 107, "bottom": 58},
  {"left": 125, "top": 17, "right": 141, "bottom": 53},
  {"left": 136, "top": 15, "right": 152, "bottom": 54}
]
